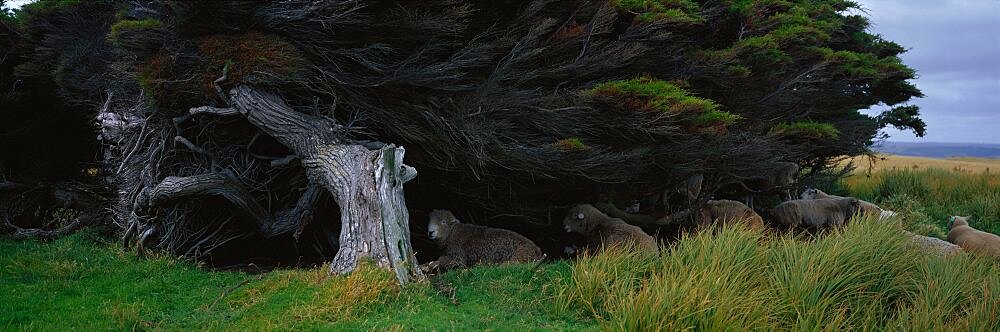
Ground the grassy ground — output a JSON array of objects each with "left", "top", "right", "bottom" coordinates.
[
  {"left": 843, "top": 164, "right": 999, "bottom": 236},
  {"left": 0, "top": 232, "right": 588, "bottom": 330},
  {"left": 3, "top": 161, "right": 998, "bottom": 330},
  {"left": 847, "top": 154, "right": 1000, "bottom": 173}
]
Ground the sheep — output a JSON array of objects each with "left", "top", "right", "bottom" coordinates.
[
  {"left": 903, "top": 231, "right": 963, "bottom": 256},
  {"left": 744, "top": 162, "right": 799, "bottom": 208},
  {"left": 799, "top": 188, "right": 895, "bottom": 220},
  {"left": 422, "top": 209, "right": 544, "bottom": 273},
  {"left": 772, "top": 197, "right": 861, "bottom": 230},
  {"left": 695, "top": 199, "right": 764, "bottom": 230},
  {"left": 563, "top": 204, "right": 658, "bottom": 255},
  {"left": 946, "top": 216, "right": 1000, "bottom": 258}
]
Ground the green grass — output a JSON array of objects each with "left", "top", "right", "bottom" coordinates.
[
  {"left": 0, "top": 232, "right": 243, "bottom": 330},
  {"left": 843, "top": 168, "right": 999, "bottom": 236},
  {"left": 0, "top": 232, "right": 590, "bottom": 330},
  {"left": 555, "top": 220, "right": 998, "bottom": 330},
  {"left": 3, "top": 168, "right": 998, "bottom": 330}
]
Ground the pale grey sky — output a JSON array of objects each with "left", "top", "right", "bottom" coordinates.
[
  {"left": 857, "top": 0, "right": 1000, "bottom": 144},
  {"left": 4, "top": 0, "right": 998, "bottom": 143}
]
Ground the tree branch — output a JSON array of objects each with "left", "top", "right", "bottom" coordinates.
[
  {"left": 190, "top": 106, "right": 239, "bottom": 116},
  {"left": 2, "top": 216, "right": 88, "bottom": 241},
  {"left": 144, "top": 174, "right": 322, "bottom": 239}
]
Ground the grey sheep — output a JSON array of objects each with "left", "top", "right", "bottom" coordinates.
[
  {"left": 563, "top": 204, "right": 658, "bottom": 255},
  {"left": 422, "top": 209, "right": 544, "bottom": 273},
  {"left": 772, "top": 197, "right": 862, "bottom": 230}
]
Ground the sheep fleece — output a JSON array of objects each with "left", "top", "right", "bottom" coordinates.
[
  {"left": 437, "top": 223, "right": 544, "bottom": 268},
  {"left": 772, "top": 197, "right": 859, "bottom": 229},
  {"left": 697, "top": 199, "right": 764, "bottom": 229},
  {"left": 947, "top": 216, "right": 1000, "bottom": 258},
  {"left": 565, "top": 204, "right": 658, "bottom": 254}
]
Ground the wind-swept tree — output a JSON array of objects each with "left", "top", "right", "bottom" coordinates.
[{"left": 2, "top": 0, "right": 923, "bottom": 283}]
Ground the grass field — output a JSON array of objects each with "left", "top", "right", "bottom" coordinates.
[
  {"left": 847, "top": 154, "right": 1000, "bottom": 173},
  {"left": 2, "top": 156, "right": 998, "bottom": 330},
  {"left": 841, "top": 156, "right": 1000, "bottom": 237}
]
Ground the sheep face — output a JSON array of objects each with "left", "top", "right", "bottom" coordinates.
[
  {"left": 800, "top": 188, "right": 820, "bottom": 199},
  {"left": 847, "top": 198, "right": 862, "bottom": 216},
  {"left": 947, "top": 216, "right": 971, "bottom": 229},
  {"left": 563, "top": 204, "right": 597, "bottom": 234},
  {"left": 427, "top": 209, "right": 459, "bottom": 242}
]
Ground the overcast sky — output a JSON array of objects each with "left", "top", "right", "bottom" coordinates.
[
  {"left": 856, "top": 0, "right": 1000, "bottom": 144},
  {"left": 4, "top": 0, "right": 998, "bottom": 143}
]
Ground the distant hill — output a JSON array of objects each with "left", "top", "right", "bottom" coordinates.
[{"left": 872, "top": 142, "right": 1000, "bottom": 159}]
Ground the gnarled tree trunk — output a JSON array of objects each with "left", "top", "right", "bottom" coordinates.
[{"left": 189, "top": 85, "right": 423, "bottom": 283}]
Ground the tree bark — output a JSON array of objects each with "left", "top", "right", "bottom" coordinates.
[
  {"left": 197, "top": 85, "right": 423, "bottom": 283},
  {"left": 139, "top": 173, "right": 321, "bottom": 239}
]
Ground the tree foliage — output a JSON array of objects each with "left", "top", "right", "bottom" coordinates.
[{"left": 1, "top": 0, "right": 923, "bottom": 262}]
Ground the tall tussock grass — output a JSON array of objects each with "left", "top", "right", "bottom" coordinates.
[
  {"left": 844, "top": 169, "right": 999, "bottom": 235},
  {"left": 555, "top": 216, "right": 999, "bottom": 330}
]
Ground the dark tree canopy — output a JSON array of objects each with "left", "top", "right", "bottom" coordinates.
[{"left": 1, "top": 0, "right": 923, "bottom": 274}]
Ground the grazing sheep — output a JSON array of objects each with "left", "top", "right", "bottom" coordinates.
[
  {"left": 563, "top": 204, "right": 658, "bottom": 255},
  {"left": 799, "top": 188, "right": 892, "bottom": 220},
  {"left": 422, "top": 210, "right": 544, "bottom": 272},
  {"left": 772, "top": 197, "right": 861, "bottom": 230},
  {"left": 946, "top": 216, "right": 1000, "bottom": 258},
  {"left": 696, "top": 199, "right": 764, "bottom": 230}
]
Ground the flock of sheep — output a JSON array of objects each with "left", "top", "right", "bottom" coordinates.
[{"left": 419, "top": 174, "right": 1000, "bottom": 273}]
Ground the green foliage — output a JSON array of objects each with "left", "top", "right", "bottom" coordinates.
[
  {"left": 108, "top": 18, "right": 163, "bottom": 44},
  {"left": 696, "top": 0, "right": 922, "bottom": 151},
  {"left": 613, "top": 0, "right": 703, "bottom": 24},
  {"left": 18, "top": 0, "right": 80, "bottom": 14},
  {"left": 590, "top": 77, "right": 736, "bottom": 125},
  {"left": 1, "top": 1, "right": 13, "bottom": 21},
  {"left": 694, "top": 109, "right": 742, "bottom": 127},
  {"left": 770, "top": 121, "right": 840, "bottom": 139},
  {"left": 590, "top": 77, "right": 710, "bottom": 112},
  {"left": 553, "top": 138, "right": 589, "bottom": 152},
  {"left": 878, "top": 105, "right": 927, "bottom": 137},
  {"left": 196, "top": 32, "right": 304, "bottom": 95},
  {"left": 109, "top": 18, "right": 162, "bottom": 37}
]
